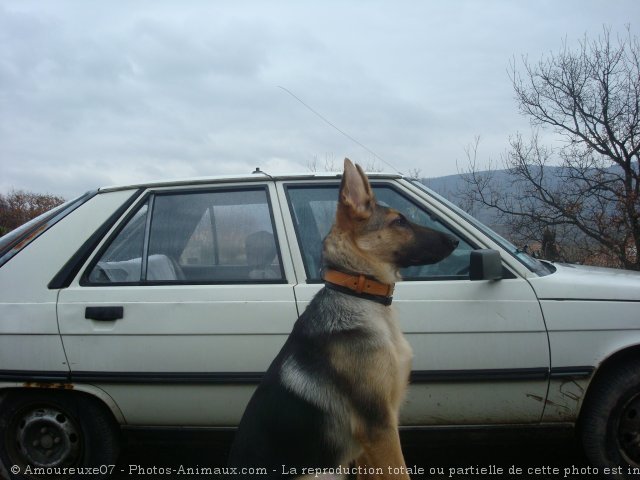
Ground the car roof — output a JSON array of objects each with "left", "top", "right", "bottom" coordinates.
[{"left": 98, "top": 170, "right": 404, "bottom": 192}]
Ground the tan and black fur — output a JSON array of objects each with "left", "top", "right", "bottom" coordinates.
[{"left": 228, "top": 159, "right": 458, "bottom": 479}]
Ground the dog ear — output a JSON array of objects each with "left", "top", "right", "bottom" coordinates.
[{"left": 338, "top": 158, "right": 374, "bottom": 221}]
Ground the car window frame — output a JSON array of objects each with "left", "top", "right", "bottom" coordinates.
[
  {"left": 80, "top": 184, "right": 287, "bottom": 286},
  {"left": 283, "top": 181, "right": 482, "bottom": 283}
]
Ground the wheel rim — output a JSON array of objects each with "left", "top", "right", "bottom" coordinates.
[
  {"left": 619, "top": 392, "right": 640, "bottom": 466},
  {"left": 9, "top": 405, "right": 82, "bottom": 469}
]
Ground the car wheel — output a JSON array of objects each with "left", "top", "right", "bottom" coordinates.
[
  {"left": 0, "top": 390, "right": 120, "bottom": 480},
  {"left": 581, "top": 360, "right": 640, "bottom": 478}
]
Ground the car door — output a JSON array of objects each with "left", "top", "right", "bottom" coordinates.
[
  {"left": 280, "top": 180, "right": 550, "bottom": 425},
  {"left": 57, "top": 182, "right": 299, "bottom": 426}
]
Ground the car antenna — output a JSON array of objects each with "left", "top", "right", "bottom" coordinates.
[
  {"left": 252, "top": 167, "right": 274, "bottom": 180},
  {"left": 277, "top": 85, "right": 403, "bottom": 175}
]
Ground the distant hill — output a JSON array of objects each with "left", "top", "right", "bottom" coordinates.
[
  {"left": 420, "top": 161, "right": 636, "bottom": 237},
  {"left": 420, "top": 170, "right": 517, "bottom": 231}
]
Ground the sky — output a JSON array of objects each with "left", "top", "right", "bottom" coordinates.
[{"left": 1, "top": 1, "right": 638, "bottom": 199}]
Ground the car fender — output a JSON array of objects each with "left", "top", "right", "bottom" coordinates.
[{"left": 0, "top": 382, "right": 126, "bottom": 425}]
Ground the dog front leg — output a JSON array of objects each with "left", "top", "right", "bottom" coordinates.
[{"left": 355, "top": 427, "right": 410, "bottom": 480}]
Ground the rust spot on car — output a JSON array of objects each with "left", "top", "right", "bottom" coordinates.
[
  {"left": 12, "top": 225, "right": 47, "bottom": 251},
  {"left": 23, "top": 382, "right": 74, "bottom": 390}
]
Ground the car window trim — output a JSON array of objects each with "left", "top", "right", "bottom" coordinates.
[
  {"left": 81, "top": 184, "right": 288, "bottom": 286},
  {"left": 140, "top": 193, "right": 155, "bottom": 282}
]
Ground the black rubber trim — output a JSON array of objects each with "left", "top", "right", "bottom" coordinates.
[
  {"left": 539, "top": 298, "right": 640, "bottom": 303},
  {"left": 0, "top": 370, "right": 71, "bottom": 383},
  {"left": 410, "top": 367, "right": 550, "bottom": 383},
  {"left": 549, "top": 366, "right": 595, "bottom": 379},
  {"left": 48, "top": 188, "right": 144, "bottom": 289},
  {"left": 70, "top": 371, "right": 265, "bottom": 384},
  {"left": 0, "top": 367, "right": 594, "bottom": 386}
]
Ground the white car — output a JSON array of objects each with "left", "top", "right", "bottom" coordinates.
[{"left": 1, "top": 172, "right": 639, "bottom": 478}]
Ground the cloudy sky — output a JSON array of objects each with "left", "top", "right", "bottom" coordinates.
[{"left": 1, "top": 1, "right": 637, "bottom": 199}]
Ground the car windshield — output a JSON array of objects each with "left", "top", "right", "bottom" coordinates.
[{"left": 411, "top": 180, "right": 554, "bottom": 277}]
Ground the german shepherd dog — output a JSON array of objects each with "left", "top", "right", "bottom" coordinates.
[{"left": 228, "top": 159, "right": 458, "bottom": 479}]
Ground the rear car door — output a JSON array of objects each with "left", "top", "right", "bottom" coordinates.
[
  {"left": 57, "top": 182, "right": 298, "bottom": 426},
  {"left": 280, "top": 179, "right": 550, "bottom": 425}
]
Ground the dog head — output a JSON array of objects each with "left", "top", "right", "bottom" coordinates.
[{"left": 323, "top": 158, "right": 459, "bottom": 284}]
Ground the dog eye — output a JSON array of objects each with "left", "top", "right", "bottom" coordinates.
[{"left": 391, "top": 215, "right": 409, "bottom": 227}]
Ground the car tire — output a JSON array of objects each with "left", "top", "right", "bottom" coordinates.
[
  {"left": 580, "top": 359, "right": 640, "bottom": 478},
  {"left": 0, "top": 390, "right": 120, "bottom": 480}
]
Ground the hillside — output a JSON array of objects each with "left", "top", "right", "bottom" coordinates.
[
  {"left": 420, "top": 162, "right": 635, "bottom": 236},
  {"left": 420, "top": 170, "right": 515, "bottom": 231}
]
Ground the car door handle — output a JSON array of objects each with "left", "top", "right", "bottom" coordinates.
[{"left": 85, "top": 306, "right": 124, "bottom": 321}]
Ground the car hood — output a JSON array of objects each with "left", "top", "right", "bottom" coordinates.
[{"left": 528, "top": 263, "right": 640, "bottom": 301}]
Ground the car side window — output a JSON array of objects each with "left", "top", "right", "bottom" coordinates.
[
  {"left": 86, "top": 200, "right": 149, "bottom": 283},
  {"left": 86, "top": 188, "right": 283, "bottom": 284},
  {"left": 286, "top": 184, "right": 474, "bottom": 282}
]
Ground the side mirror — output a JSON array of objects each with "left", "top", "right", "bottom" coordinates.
[{"left": 470, "top": 249, "right": 503, "bottom": 281}]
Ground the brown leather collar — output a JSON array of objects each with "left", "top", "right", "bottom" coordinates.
[{"left": 323, "top": 269, "right": 394, "bottom": 304}]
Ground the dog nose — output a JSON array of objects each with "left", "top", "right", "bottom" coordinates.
[{"left": 447, "top": 235, "right": 459, "bottom": 249}]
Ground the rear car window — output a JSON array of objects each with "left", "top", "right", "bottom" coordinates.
[{"left": 85, "top": 187, "right": 284, "bottom": 284}]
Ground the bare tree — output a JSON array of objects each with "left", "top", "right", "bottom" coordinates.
[
  {"left": 0, "top": 190, "right": 65, "bottom": 236},
  {"left": 362, "top": 157, "right": 383, "bottom": 173},
  {"left": 307, "top": 153, "right": 339, "bottom": 172},
  {"left": 462, "top": 27, "right": 640, "bottom": 270},
  {"left": 307, "top": 154, "right": 385, "bottom": 173},
  {"left": 406, "top": 168, "right": 423, "bottom": 181}
]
